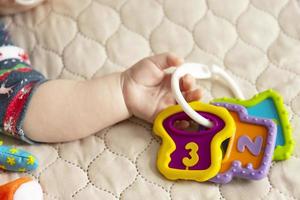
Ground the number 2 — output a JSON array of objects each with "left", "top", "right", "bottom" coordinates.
[{"left": 237, "top": 135, "right": 263, "bottom": 156}]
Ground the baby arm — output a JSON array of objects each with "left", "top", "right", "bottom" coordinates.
[
  {"left": 23, "top": 73, "right": 130, "bottom": 142},
  {"left": 23, "top": 53, "right": 202, "bottom": 143}
]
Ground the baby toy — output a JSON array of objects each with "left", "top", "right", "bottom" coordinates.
[
  {"left": 210, "top": 102, "right": 276, "bottom": 184},
  {"left": 0, "top": 139, "right": 42, "bottom": 200},
  {"left": 153, "top": 63, "right": 294, "bottom": 183},
  {"left": 0, "top": 177, "right": 43, "bottom": 200},
  {"left": 0, "top": 140, "right": 38, "bottom": 172},
  {"left": 154, "top": 101, "right": 235, "bottom": 182},
  {"left": 213, "top": 90, "right": 294, "bottom": 161}
]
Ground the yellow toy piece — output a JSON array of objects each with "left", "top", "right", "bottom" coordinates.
[{"left": 153, "top": 101, "right": 236, "bottom": 182}]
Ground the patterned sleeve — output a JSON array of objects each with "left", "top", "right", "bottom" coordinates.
[{"left": 0, "top": 23, "right": 47, "bottom": 144}]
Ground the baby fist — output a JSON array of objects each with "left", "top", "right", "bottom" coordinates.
[{"left": 121, "top": 53, "right": 202, "bottom": 122}]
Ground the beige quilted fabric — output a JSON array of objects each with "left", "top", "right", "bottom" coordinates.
[{"left": 0, "top": 0, "right": 300, "bottom": 199}]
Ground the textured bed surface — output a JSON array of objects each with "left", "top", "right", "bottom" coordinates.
[{"left": 0, "top": 0, "right": 300, "bottom": 199}]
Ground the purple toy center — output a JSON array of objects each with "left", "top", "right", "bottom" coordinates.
[{"left": 163, "top": 111, "right": 225, "bottom": 170}]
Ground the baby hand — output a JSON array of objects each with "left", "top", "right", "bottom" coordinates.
[{"left": 121, "top": 53, "right": 202, "bottom": 122}]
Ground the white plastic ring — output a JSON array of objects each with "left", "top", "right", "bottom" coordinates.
[
  {"left": 171, "top": 63, "right": 244, "bottom": 128},
  {"left": 15, "top": 0, "right": 38, "bottom": 6}
]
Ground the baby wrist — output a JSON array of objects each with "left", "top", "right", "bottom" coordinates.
[{"left": 117, "top": 72, "right": 133, "bottom": 118}]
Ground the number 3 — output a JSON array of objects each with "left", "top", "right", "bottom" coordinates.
[{"left": 182, "top": 142, "right": 199, "bottom": 170}]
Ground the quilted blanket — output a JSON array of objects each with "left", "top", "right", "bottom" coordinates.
[{"left": 0, "top": 0, "right": 300, "bottom": 199}]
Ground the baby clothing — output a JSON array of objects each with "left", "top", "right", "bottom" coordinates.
[{"left": 0, "top": 23, "right": 47, "bottom": 144}]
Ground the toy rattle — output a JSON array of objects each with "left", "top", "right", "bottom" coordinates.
[{"left": 153, "top": 63, "right": 294, "bottom": 183}]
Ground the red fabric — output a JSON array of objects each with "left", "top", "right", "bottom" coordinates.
[{"left": 3, "top": 82, "right": 35, "bottom": 136}]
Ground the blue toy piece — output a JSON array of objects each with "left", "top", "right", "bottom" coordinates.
[{"left": 0, "top": 140, "right": 38, "bottom": 172}]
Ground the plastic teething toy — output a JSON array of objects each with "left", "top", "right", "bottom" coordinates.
[
  {"left": 154, "top": 62, "right": 294, "bottom": 183},
  {"left": 213, "top": 90, "right": 294, "bottom": 161},
  {"left": 154, "top": 101, "right": 235, "bottom": 182},
  {"left": 0, "top": 140, "right": 38, "bottom": 172},
  {"left": 210, "top": 103, "right": 276, "bottom": 183},
  {"left": 171, "top": 63, "right": 294, "bottom": 160},
  {"left": 0, "top": 177, "right": 43, "bottom": 200},
  {"left": 16, "top": 0, "right": 39, "bottom": 5}
]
